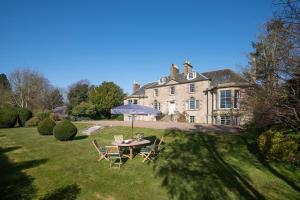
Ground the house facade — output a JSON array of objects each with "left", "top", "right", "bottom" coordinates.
[{"left": 124, "top": 60, "right": 250, "bottom": 125}]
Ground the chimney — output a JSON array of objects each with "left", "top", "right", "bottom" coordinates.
[
  {"left": 251, "top": 56, "right": 257, "bottom": 83},
  {"left": 170, "top": 64, "right": 179, "bottom": 80},
  {"left": 133, "top": 81, "right": 140, "bottom": 93},
  {"left": 183, "top": 60, "right": 193, "bottom": 75}
]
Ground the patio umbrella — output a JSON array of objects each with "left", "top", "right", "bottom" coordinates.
[{"left": 111, "top": 104, "right": 161, "bottom": 138}]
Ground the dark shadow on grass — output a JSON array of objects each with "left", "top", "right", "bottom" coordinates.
[
  {"left": 243, "top": 135, "right": 300, "bottom": 193},
  {"left": 39, "top": 184, "right": 80, "bottom": 200},
  {"left": 73, "top": 135, "right": 88, "bottom": 140},
  {"left": 154, "top": 128, "right": 266, "bottom": 200},
  {"left": 0, "top": 146, "right": 48, "bottom": 200}
]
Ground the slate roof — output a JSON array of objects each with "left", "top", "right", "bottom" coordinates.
[
  {"left": 202, "top": 69, "right": 247, "bottom": 87},
  {"left": 127, "top": 69, "right": 247, "bottom": 97}
]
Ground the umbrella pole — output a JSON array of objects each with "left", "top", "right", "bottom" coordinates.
[{"left": 131, "top": 115, "right": 134, "bottom": 138}]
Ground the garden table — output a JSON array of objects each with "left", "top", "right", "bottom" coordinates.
[{"left": 112, "top": 139, "right": 150, "bottom": 160}]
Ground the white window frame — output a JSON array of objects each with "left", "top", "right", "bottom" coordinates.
[
  {"left": 154, "top": 89, "right": 158, "bottom": 97},
  {"left": 189, "top": 116, "right": 195, "bottom": 123},
  {"left": 153, "top": 100, "right": 160, "bottom": 110},
  {"left": 187, "top": 71, "right": 197, "bottom": 80},
  {"left": 220, "top": 116, "right": 231, "bottom": 125},
  {"left": 188, "top": 97, "right": 199, "bottom": 110},
  {"left": 128, "top": 99, "right": 132, "bottom": 104},
  {"left": 234, "top": 90, "right": 240, "bottom": 109},
  {"left": 220, "top": 90, "right": 232, "bottom": 109},
  {"left": 133, "top": 99, "right": 138, "bottom": 104},
  {"left": 170, "top": 86, "right": 175, "bottom": 95},
  {"left": 189, "top": 83, "right": 195, "bottom": 93}
]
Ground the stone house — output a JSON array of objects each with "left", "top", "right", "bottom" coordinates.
[{"left": 124, "top": 60, "right": 250, "bottom": 125}]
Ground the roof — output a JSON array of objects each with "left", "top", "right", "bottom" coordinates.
[
  {"left": 202, "top": 69, "right": 247, "bottom": 87},
  {"left": 126, "top": 69, "right": 247, "bottom": 97}
]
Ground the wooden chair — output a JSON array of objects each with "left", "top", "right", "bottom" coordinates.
[
  {"left": 106, "top": 146, "right": 123, "bottom": 169},
  {"left": 140, "top": 136, "right": 164, "bottom": 162},
  {"left": 92, "top": 140, "right": 109, "bottom": 161},
  {"left": 114, "top": 135, "right": 124, "bottom": 143}
]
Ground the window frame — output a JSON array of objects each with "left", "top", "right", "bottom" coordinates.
[
  {"left": 133, "top": 99, "right": 138, "bottom": 104},
  {"left": 170, "top": 86, "right": 175, "bottom": 95},
  {"left": 189, "top": 116, "right": 195, "bottom": 123},
  {"left": 220, "top": 116, "right": 231, "bottom": 125},
  {"left": 234, "top": 90, "right": 240, "bottom": 109},
  {"left": 154, "top": 89, "right": 158, "bottom": 97},
  {"left": 189, "top": 83, "right": 195, "bottom": 93},
  {"left": 153, "top": 100, "right": 160, "bottom": 110},
  {"left": 128, "top": 99, "right": 132, "bottom": 104},
  {"left": 220, "top": 90, "right": 232, "bottom": 109}
]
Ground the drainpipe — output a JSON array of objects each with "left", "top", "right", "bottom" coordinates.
[
  {"left": 211, "top": 91, "right": 214, "bottom": 124},
  {"left": 206, "top": 91, "right": 209, "bottom": 124}
]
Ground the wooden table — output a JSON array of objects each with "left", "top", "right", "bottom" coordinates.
[{"left": 112, "top": 139, "right": 150, "bottom": 160}]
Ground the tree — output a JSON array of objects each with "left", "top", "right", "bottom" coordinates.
[
  {"left": 9, "top": 69, "right": 52, "bottom": 110},
  {"left": 244, "top": 3, "right": 300, "bottom": 130},
  {"left": 0, "top": 73, "right": 12, "bottom": 106},
  {"left": 44, "top": 88, "right": 64, "bottom": 110},
  {"left": 0, "top": 73, "right": 11, "bottom": 90},
  {"left": 89, "top": 81, "right": 125, "bottom": 118},
  {"left": 67, "top": 80, "right": 89, "bottom": 108}
]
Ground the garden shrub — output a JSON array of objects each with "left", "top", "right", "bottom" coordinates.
[
  {"left": 37, "top": 118, "right": 56, "bottom": 135},
  {"left": 0, "top": 107, "right": 18, "bottom": 128},
  {"left": 50, "top": 113, "right": 60, "bottom": 121},
  {"left": 36, "top": 111, "right": 50, "bottom": 121},
  {"left": 258, "top": 128, "right": 300, "bottom": 164},
  {"left": 53, "top": 119, "right": 77, "bottom": 141},
  {"left": 25, "top": 116, "right": 40, "bottom": 127},
  {"left": 17, "top": 108, "right": 32, "bottom": 127}
]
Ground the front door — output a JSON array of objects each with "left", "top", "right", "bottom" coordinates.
[{"left": 168, "top": 101, "right": 176, "bottom": 114}]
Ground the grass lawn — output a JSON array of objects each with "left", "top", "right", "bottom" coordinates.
[{"left": 0, "top": 124, "right": 299, "bottom": 200}]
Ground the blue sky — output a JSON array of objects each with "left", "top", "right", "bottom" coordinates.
[{"left": 0, "top": 0, "right": 274, "bottom": 93}]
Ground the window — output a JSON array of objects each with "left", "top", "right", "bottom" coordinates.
[
  {"left": 159, "top": 77, "right": 167, "bottom": 84},
  {"left": 234, "top": 90, "right": 240, "bottom": 109},
  {"left": 220, "top": 116, "right": 231, "bottom": 125},
  {"left": 154, "top": 89, "right": 158, "bottom": 97},
  {"left": 154, "top": 100, "right": 160, "bottom": 110},
  {"left": 133, "top": 99, "right": 138, "bottom": 104},
  {"left": 170, "top": 86, "right": 175, "bottom": 95},
  {"left": 220, "top": 90, "right": 231, "bottom": 108},
  {"left": 188, "top": 97, "right": 199, "bottom": 110},
  {"left": 128, "top": 99, "right": 132, "bottom": 104},
  {"left": 187, "top": 72, "right": 197, "bottom": 80},
  {"left": 189, "top": 83, "right": 195, "bottom": 93},
  {"left": 189, "top": 116, "right": 195, "bottom": 123}
]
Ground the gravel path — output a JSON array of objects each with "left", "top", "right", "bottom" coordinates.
[{"left": 80, "top": 120, "right": 243, "bottom": 134}]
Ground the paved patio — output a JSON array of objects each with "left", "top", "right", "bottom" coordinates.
[{"left": 82, "top": 120, "right": 243, "bottom": 134}]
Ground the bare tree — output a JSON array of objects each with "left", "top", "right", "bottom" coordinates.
[{"left": 9, "top": 69, "right": 52, "bottom": 110}]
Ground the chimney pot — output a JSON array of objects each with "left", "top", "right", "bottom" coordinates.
[
  {"left": 170, "top": 64, "right": 179, "bottom": 79},
  {"left": 133, "top": 81, "right": 140, "bottom": 93}
]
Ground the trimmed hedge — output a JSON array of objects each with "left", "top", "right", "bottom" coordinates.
[
  {"left": 53, "top": 119, "right": 77, "bottom": 141},
  {"left": 37, "top": 118, "right": 56, "bottom": 135},
  {"left": 36, "top": 111, "right": 50, "bottom": 121},
  {"left": 0, "top": 107, "right": 18, "bottom": 128},
  {"left": 25, "top": 116, "right": 40, "bottom": 127},
  {"left": 17, "top": 108, "right": 32, "bottom": 127}
]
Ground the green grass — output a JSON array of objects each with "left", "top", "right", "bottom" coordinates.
[{"left": 0, "top": 124, "right": 299, "bottom": 200}]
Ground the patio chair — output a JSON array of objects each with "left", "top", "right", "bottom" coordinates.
[
  {"left": 92, "top": 140, "right": 109, "bottom": 161},
  {"left": 140, "top": 138, "right": 158, "bottom": 162},
  {"left": 140, "top": 136, "right": 164, "bottom": 162},
  {"left": 114, "top": 135, "right": 124, "bottom": 143},
  {"left": 106, "top": 146, "right": 123, "bottom": 169}
]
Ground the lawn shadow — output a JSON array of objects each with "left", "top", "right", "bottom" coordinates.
[
  {"left": 154, "top": 128, "right": 266, "bottom": 200},
  {"left": 243, "top": 135, "right": 300, "bottom": 193},
  {"left": 39, "top": 184, "right": 81, "bottom": 200},
  {"left": 73, "top": 135, "right": 88, "bottom": 140},
  {"left": 0, "top": 146, "right": 48, "bottom": 200}
]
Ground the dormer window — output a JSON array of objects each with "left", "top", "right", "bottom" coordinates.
[
  {"left": 158, "top": 77, "right": 167, "bottom": 84},
  {"left": 187, "top": 71, "right": 196, "bottom": 80}
]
